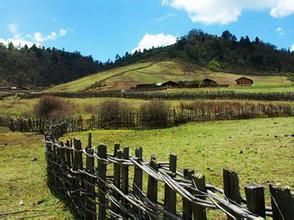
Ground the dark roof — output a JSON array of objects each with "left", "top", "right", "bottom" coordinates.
[
  {"left": 202, "top": 78, "right": 217, "bottom": 83},
  {"left": 161, "top": 81, "right": 178, "bottom": 86},
  {"left": 235, "top": 77, "right": 253, "bottom": 83}
]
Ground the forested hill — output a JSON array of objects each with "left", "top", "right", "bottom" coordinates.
[
  {"left": 0, "top": 44, "right": 104, "bottom": 87},
  {"left": 113, "top": 30, "right": 294, "bottom": 76},
  {"left": 1, "top": 29, "right": 294, "bottom": 87}
]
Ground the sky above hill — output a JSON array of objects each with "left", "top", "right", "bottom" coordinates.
[{"left": 0, "top": 0, "right": 293, "bottom": 61}]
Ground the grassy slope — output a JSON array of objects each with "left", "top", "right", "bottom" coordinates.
[
  {"left": 64, "top": 117, "right": 294, "bottom": 201},
  {"left": 0, "top": 128, "right": 72, "bottom": 218},
  {"left": 47, "top": 60, "right": 293, "bottom": 93}
]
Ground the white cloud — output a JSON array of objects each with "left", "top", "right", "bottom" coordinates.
[
  {"left": 162, "top": 0, "right": 294, "bottom": 24},
  {"left": 132, "top": 33, "right": 177, "bottom": 53},
  {"left": 290, "top": 44, "right": 294, "bottom": 52},
  {"left": 270, "top": 0, "right": 294, "bottom": 17},
  {"left": 276, "top": 27, "right": 285, "bottom": 36},
  {"left": 0, "top": 24, "right": 68, "bottom": 48},
  {"left": 59, "top": 29, "right": 67, "bottom": 36}
]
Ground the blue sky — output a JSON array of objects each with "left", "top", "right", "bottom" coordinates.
[{"left": 0, "top": 0, "right": 293, "bottom": 61}]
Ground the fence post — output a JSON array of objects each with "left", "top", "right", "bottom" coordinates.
[
  {"left": 164, "top": 154, "right": 177, "bottom": 219},
  {"left": 183, "top": 169, "right": 194, "bottom": 220},
  {"left": 97, "top": 144, "right": 107, "bottom": 220},
  {"left": 85, "top": 146, "right": 96, "bottom": 219},
  {"left": 223, "top": 169, "right": 241, "bottom": 220},
  {"left": 133, "top": 147, "right": 143, "bottom": 218},
  {"left": 112, "top": 144, "right": 122, "bottom": 215},
  {"left": 121, "top": 147, "right": 130, "bottom": 219},
  {"left": 244, "top": 184, "right": 265, "bottom": 218},
  {"left": 192, "top": 174, "right": 207, "bottom": 220},
  {"left": 269, "top": 185, "right": 294, "bottom": 220},
  {"left": 147, "top": 155, "right": 158, "bottom": 219},
  {"left": 133, "top": 147, "right": 143, "bottom": 196}
]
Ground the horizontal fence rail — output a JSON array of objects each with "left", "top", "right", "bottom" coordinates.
[{"left": 44, "top": 124, "right": 294, "bottom": 219}]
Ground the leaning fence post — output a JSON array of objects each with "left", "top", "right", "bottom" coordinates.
[
  {"left": 112, "top": 144, "right": 122, "bottom": 215},
  {"left": 183, "top": 169, "right": 194, "bottom": 220},
  {"left": 269, "top": 185, "right": 294, "bottom": 220},
  {"left": 133, "top": 147, "right": 143, "bottom": 197},
  {"left": 147, "top": 155, "right": 158, "bottom": 219},
  {"left": 192, "top": 174, "right": 207, "bottom": 220},
  {"left": 121, "top": 147, "right": 130, "bottom": 219},
  {"left": 85, "top": 146, "right": 96, "bottom": 220},
  {"left": 133, "top": 147, "right": 143, "bottom": 218},
  {"left": 244, "top": 184, "right": 265, "bottom": 218},
  {"left": 164, "top": 154, "right": 177, "bottom": 219},
  {"left": 223, "top": 169, "right": 241, "bottom": 220},
  {"left": 97, "top": 144, "right": 107, "bottom": 220}
]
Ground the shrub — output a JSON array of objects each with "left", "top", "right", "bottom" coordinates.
[
  {"left": 34, "top": 95, "right": 73, "bottom": 119},
  {"left": 207, "top": 59, "right": 221, "bottom": 71},
  {"left": 139, "top": 100, "right": 171, "bottom": 127},
  {"left": 98, "top": 100, "right": 131, "bottom": 128}
]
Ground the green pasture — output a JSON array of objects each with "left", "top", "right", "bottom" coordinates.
[
  {"left": 0, "top": 96, "right": 293, "bottom": 117},
  {"left": 63, "top": 117, "right": 294, "bottom": 200},
  {"left": 0, "top": 128, "right": 71, "bottom": 218}
]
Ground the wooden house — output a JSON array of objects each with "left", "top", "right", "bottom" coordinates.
[
  {"left": 200, "top": 78, "right": 218, "bottom": 87},
  {"left": 161, "top": 81, "right": 178, "bottom": 88},
  {"left": 235, "top": 77, "right": 253, "bottom": 86}
]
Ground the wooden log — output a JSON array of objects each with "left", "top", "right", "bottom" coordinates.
[
  {"left": 183, "top": 169, "right": 194, "bottom": 220},
  {"left": 112, "top": 145, "right": 122, "bottom": 215},
  {"left": 147, "top": 155, "right": 158, "bottom": 204},
  {"left": 85, "top": 147, "right": 96, "bottom": 220},
  {"left": 97, "top": 144, "right": 107, "bottom": 220},
  {"left": 269, "top": 185, "right": 294, "bottom": 220},
  {"left": 164, "top": 154, "right": 177, "bottom": 219},
  {"left": 133, "top": 147, "right": 143, "bottom": 196},
  {"left": 192, "top": 174, "right": 207, "bottom": 220},
  {"left": 121, "top": 147, "right": 129, "bottom": 219},
  {"left": 244, "top": 184, "right": 265, "bottom": 218}
]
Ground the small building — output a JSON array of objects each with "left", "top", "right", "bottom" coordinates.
[
  {"left": 161, "top": 81, "right": 178, "bottom": 88},
  {"left": 200, "top": 78, "right": 218, "bottom": 87},
  {"left": 235, "top": 77, "right": 253, "bottom": 86}
]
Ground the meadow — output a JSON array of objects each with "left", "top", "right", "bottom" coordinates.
[
  {"left": 1, "top": 117, "right": 293, "bottom": 218},
  {"left": 0, "top": 127, "right": 71, "bottom": 218}
]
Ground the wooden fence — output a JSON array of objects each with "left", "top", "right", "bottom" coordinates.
[
  {"left": 1, "top": 102, "right": 293, "bottom": 132},
  {"left": 45, "top": 125, "right": 294, "bottom": 219},
  {"left": 19, "top": 90, "right": 294, "bottom": 101}
]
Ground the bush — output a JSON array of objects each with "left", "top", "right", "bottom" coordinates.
[
  {"left": 207, "top": 59, "right": 221, "bottom": 71},
  {"left": 98, "top": 100, "right": 131, "bottom": 128},
  {"left": 34, "top": 96, "right": 73, "bottom": 119},
  {"left": 139, "top": 101, "right": 171, "bottom": 127}
]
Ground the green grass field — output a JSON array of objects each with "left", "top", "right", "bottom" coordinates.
[
  {"left": 0, "top": 127, "right": 72, "bottom": 218},
  {"left": 1, "top": 96, "right": 293, "bottom": 117},
  {"left": 63, "top": 117, "right": 294, "bottom": 202},
  {"left": 0, "top": 117, "right": 293, "bottom": 218},
  {"left": 47, "top": 60, "right": 293, "bottom": 93}
]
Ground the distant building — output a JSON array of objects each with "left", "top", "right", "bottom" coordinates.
[
  {"left": 200, "top": 78, "right": 218, "bottom": 87},
  {"left": 235, "top": 77, "right": 253, "bottom": 86},
  {"left": 161, "top": 81, "right": 178, "bottom": 88}
]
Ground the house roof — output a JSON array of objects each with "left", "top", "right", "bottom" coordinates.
[{"left": 235, "top": 77, "right": 253, "bottom": 83}]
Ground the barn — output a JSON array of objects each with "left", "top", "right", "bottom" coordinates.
[
  {"left": 200, "top": 78, "right": 218, "bottom": 87},
  {"left": 235, "top": 77, "right": 253, "bottom": 86}
]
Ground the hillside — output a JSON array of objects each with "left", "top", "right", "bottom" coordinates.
[
  {"left": 1, "top": 29, "right": 294, "bottom": 89},
  {"left": 47, "top": 59, "right": 293, "bottom": 93}
]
